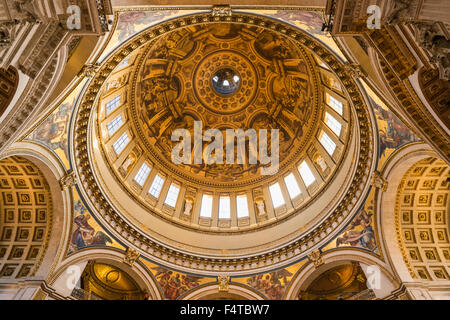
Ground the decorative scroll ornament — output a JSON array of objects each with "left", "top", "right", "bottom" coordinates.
[
  {"left": 211, "top": 5, "right": 232, "bottom": 17},
  {"left": 371, "top": 170, "right": 388, "bottom": 192},
  {"left": 78, "top": 63, "right": 100, "bottom": 79},
  {"left": 342, "top": 62, "right": 366, "bottom": 79},
  {"left": 59, "top": 171, "right": 77, "bottom": 190},
  {"left": 307, "top": 249, "right": 324, "bottom": 268},
  {"left": 410, "top": 21, "right": 450, "bottom": 81},
  {"left": 123, "top": 248, "right": 140, "bottom": 267}
]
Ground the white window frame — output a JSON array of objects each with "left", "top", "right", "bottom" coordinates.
[
  {"left": 106, "top": 95, "right": 121, "bottom": 115},
  {"left": 326, "top": 93, "right": 343, "bottom": 115},
  {"left": 324, "top": 112, "right": 342, "bottom": 136},
  {"left": 269, "top": 183, "right": 285, "bottom": 208},
  {"left": 200, "top": 194, "right": 213, "bottom": 218},
  {"left": 112, "top": 132, "right": 129, "bottom": 155},
  {"left": 107, "top": 114, "right": 124, "bottom": 136},
  {"left": 134, "top": 162, "right": 151, "bottom": 187},
  {"left": 319, "top": 131, "right": 337, "bottom": 156},
  {"left": 164, "top": 184, "right": 180, "bottom": 207},
  {"left": 284, "top": 173, "right": 301, "bottom": 199},
  {"left": 148, "top": 174, "right": 165, "bottom": 198},
  {"left": 218, "top": 196, "right": 231, "bottom": 219},
  {"left": 298, "top": 161, "right": 316, "bottom": 187},
  {"left": 236, "top": 195, "right": 249, "bottom": 218}
]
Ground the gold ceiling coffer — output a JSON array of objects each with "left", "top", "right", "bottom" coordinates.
[{"left": 211, "top": 5, "right": 232, "bottom": 17}]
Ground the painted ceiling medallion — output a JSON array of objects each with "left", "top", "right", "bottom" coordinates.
[{"left": 133, "top": 23, "right": 320, "bottom": 186}]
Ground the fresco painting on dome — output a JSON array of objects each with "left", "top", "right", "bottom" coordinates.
[
  {"left": 235, "top": 260, "right": 305, "bottom": 299},
  {"left": 243, "top": 10, "right": 346, "bottom": 60},
  {"left": 324, "top": 188, "right": 380, "bottom": 255},
  {"left": 361, "top": 81, "right": 419, "bottom": 169},
  {"left": 371, "top": 97, "right": 419, "bottom": 166},
  {"left": 140, "top": 259, "right": 213, "bottom": 300},
  {"left": 24, "top": 81, "right": 84, "bottom": 169},
  {"left": 101, "top": 10, "right": 200, "bottom": 60},
  {"left": 68, "top": 186, "right": 123, "bottom": 255}
]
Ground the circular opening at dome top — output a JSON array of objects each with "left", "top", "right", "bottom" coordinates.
[{"left": 211, "top": 68, "right": 240, "bottom": 95}]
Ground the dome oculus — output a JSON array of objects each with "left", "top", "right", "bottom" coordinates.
[{"left": 211, "top": 68, "right": 241, "bottom": 95}]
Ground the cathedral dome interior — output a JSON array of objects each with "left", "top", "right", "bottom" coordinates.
[
  {"left": 0, "top": 0, "right": 449, "bottom": 303},
  {"left": 81, "top": 16, "right": 369, "bottom": 274}
]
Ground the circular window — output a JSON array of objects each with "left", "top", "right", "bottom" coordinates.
[{"left": 211, "top": 68, "right": 240, "bottom": 95}]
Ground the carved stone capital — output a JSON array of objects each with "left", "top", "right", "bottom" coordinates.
[{"left": 123, "top": 248, "right": 140, "bottom": 267}]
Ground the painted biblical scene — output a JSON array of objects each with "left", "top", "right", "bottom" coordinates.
[
  {"left": 361, "top": 82, "right": 419, "bottom": 169},
  {"left": 140, "top": 259, "right": 214, "bottom": 300},
  {"left": 244, "top": 9, "right": 347, "bottom": 61},
  {"left": 324, "top": 188, "right": 380, "bottom": 254},
  {"left": 68, "top": 186, "right": 123, "bottom": 255},
  {"left": 100, "top": 10, "right": 200, "bottom": 61},
  {"left": 372, "top": 96, "right": 420, "bottom": 165},
  {"left": 24, "top": 81, "right": 84, "bottom": 169},
  {"left": 234, "top": 260, "right": 305, "bottom": 299}
]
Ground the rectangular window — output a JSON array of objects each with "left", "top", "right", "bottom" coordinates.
[
  {"left": 284, "top": 173, "right": 301, "bottom": 199},
  {"left": 106, "top": 95, "right": 121, "bottom": 115},
  {"left": 112, "top": 132, "right": 129, "bottom": 155},
  {"left": 107, "top": 114, "right": 124, "bottom": 136},
  {"left": 326, "top": 93, "right": 343, "bottom": 115},
  {"left": 298, "top": 161, "right": 316, "bottom": 187},
  {"left": 148, "top": 174, "right": 165, "bottom": 198},
  {"left": 320, "top": 131, "right": 337, "bottom": 155},
  {"left": 236, "top": 195, "right": 249, "bottom": 218},
  {"left": 200, "top": 194, "right": 213, "bottom": 218},
  {"left": 269, "top": 183, "right": 285, "bottom": 208},
  {"left": 164, "top": 184, "right": 180, "bottom": 207},
  {"left": 134, "top": 162, "right": 151, "bottom": 187},
  {"left": 218, "top": 196, "right": 231, "bottom": 219},
  {"left": 324, "top": 112, "right": 342, "bottom": 136}
]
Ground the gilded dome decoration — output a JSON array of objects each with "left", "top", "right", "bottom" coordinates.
[
  {"left": 129, "top": 23, "right": 321, "bottom": 186},
  {"left": 74, "top": 12, "right": 375, "bottom": 275},
  {"left": 2, "top": 0, "right": 450, "bottom": 302}
]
